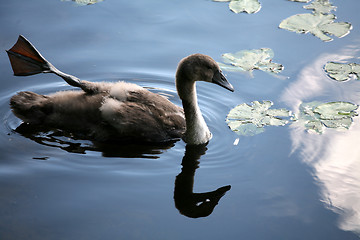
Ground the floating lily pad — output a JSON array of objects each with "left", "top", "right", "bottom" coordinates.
[
  {"left": 304, "top": 0, "right": 336, "bottom": 14},
  {"left": 218, "top": 48, "right": 284, "bottom": 75},
  {"left": 62, "top": 0, "right": 103, "bottom": 5},
  {"left": 227, "top": 100, "right": 358, "bottom": 136},
  {"left": 288, "top": 0, "right": 311, "bottom": 2},
  {"left": 324, "top": 62, "right": 360, "bottom": 81},
  {"left": 226, "top": 101, "right": 291, "bottom": 136},
  {"left": 279, "top": 13, "right": 352, "bottom": 42},
  {"left": 213, "top": 0, "right": 261, "bottom": 14},
  {"left": 297, "top": 101, "right": 358, "bottom": 133}
]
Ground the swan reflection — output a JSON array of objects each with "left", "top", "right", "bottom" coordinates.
[
  {"left": 17, "top": 122, "right": 232, "bottom": 218},
  {"left": 14, "top": 123, "right": 175, "bottom": 158},
  {"left": 174, "top": 144, "right": 231, "bottom": 218}
]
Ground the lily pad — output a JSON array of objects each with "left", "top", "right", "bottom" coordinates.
[
  {"left": 62, "top": 0, "right": 103, "bottom": 5},
  {"left": 315, "top": 102, "right": 358, "bottom": 119},
  {"left": 279, "top": 13, "right": 352, "bottom": 42},
  {"left": 297, "top": 101, "right": 358, "bottom": 133},
  {"left": 304, "top": 0, "right": 336, "bottom": 14},
  {"left": 218, "top": 48, "right": 284, "bottom": 75},
  {"left": 226, "top": 101, "right": 291, "bottom": 136},
  {"left": 324, "top": 62, "right": 360, "bottom": 81},
  {"left": 213, "top": 0, "right": 261, "bottom": 14},
  {"left": 288, "top": 0, "right": 311, "bottom": 2}
]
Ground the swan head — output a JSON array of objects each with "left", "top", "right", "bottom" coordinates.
[{"left": 176, "top": 54, "right": 234, "bottom": 100}]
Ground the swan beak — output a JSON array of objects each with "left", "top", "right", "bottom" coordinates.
[{"left": 212, "top": 70, "right": 234, "bottom": 92}]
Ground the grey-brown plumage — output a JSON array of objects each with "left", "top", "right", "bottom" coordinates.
[
  {"left": 10, "top": 81, "right": 185, "bottom": 142},
  {"left": 7, "top": 36, "right": 234, "bottom": 145}
]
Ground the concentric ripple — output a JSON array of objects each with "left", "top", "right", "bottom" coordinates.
[{"left": 1, "top": 70, "right": 243, "bottom": 174}]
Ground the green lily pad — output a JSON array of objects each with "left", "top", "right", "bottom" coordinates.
[
  {"left": 226, "top": 101, "right": 291, "bottom": 136},
  {"left": 227, "top": 122, "right": 265, "bottom": 136},
  {"left": 227, "top": 100, "right": 358, "bottom": 136},
  {"left": 279, "top": 13, "right": 352, "bottom": 42},
  {"left": 304, "top": 0, "right": 336, "bottom": 14},
  {"left": 288, "top": 0, "right": 311, "bottom": 2},
  {"left": 315, "top": 102, "right": 358, "bottom": 119},
  {"left": 62, "top": 0, "right": 103, "bottom": 5},
  {"left": 324, "top": 62, "right": 360, "bottom": 81},
  {"left": 218, "top": 48, "right": 284, "bottom": 75},
  {"left": 213, "top": 0, "right": 261, "bottom": 14},
  {"left": 297, "top": 101, "right": 358, "bottom": 133}
]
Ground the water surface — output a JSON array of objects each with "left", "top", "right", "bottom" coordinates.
[{"left": 1, "top": 0, "right": 360, "bottom": 239}]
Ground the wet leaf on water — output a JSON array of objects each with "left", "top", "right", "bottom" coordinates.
[
  {"left": 61, "top": 0, "right": 103, "bottom": 5},
  {"left": 297, "top": 101, "right": 358, "bottom": 133},
  {"left": 288, "top": 0, "right": 311, "bottom": 2},
  {"left": 324, "top": 62, "right": 360, "bottom": 81},
  {"left": 304, "top": 0, "right": 336, "bottom": 14},
  {"left": 227, "top": 122, "right": 265, "bottom": 136},
  {"left": 227, "top": 101, "right": 358, "bottom": 136},
  {"left": 218, "top": 48, "right": 284, "bottom": 75},
  {"left": 226, "top": 101, "right": 291, "bottom": 136},
  {"left": 315, "top": 102, "right": 358, "bottom": 119},
  {"left": 213, "top": 0, "right": 261, "bottom": 14},
  {"left": 279, "top": 13, "right": 352, "bottom": 42}
]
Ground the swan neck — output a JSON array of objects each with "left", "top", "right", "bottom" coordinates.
[{"left": 181, "top": 82, "right": 211, "bottom": 145}]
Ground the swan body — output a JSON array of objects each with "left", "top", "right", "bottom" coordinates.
[{"left": 7, "top": 35, "right": 234, "bottom": 145}]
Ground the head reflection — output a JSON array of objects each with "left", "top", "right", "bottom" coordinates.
[{"left": 174, "top": 144, "right": 231, "bottom": 218}]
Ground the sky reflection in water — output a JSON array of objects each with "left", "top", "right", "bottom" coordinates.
[
  {"left": 282, "top": 42, "right": 360, "bottom": 235},
  {"left": 1, "top": 0, "right": 360, "bottom": 239}
]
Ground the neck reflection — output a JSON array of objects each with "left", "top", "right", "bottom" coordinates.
[{"left": 174, "top": 144, "right": 231, "bottom": 218}]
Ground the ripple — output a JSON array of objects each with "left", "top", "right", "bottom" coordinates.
[{"left": 0, "top": 71, "right": 242, "bottom": 174}]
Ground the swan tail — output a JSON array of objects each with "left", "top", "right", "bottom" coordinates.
[
  {"left": 10, "top": 91, "right": 52, "bottom": 124},
  {"left": 6, "top": 35, "right": 87, "bottom": 91}
]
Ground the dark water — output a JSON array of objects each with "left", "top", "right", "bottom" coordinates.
[{"left": 1, "top": 0, "right": 360, "bottom": 239}]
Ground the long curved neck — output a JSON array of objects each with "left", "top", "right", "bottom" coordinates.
[{"left": 180, "top": 81, "right": 212, "bottom": 145}]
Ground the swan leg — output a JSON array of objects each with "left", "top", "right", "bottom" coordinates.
[{"left": 6, "top": 35, "right": 96, "bottom": 93}]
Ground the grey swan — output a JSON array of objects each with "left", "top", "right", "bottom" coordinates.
[{"left": 6, "top": 35, "right": 234, "bottom": 145}]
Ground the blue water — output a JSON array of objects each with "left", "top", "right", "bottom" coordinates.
[{"left": 1, "top": 0, "right": 360, "bottom": 239}]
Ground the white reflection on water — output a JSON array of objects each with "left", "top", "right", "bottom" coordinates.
[{"left": 281, "top": 43, "right": 360, "bottom": 235}]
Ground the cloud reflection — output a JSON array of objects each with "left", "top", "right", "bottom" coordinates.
[{"left": 281, "top": 44, "right": 360, "bottom": 235}]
